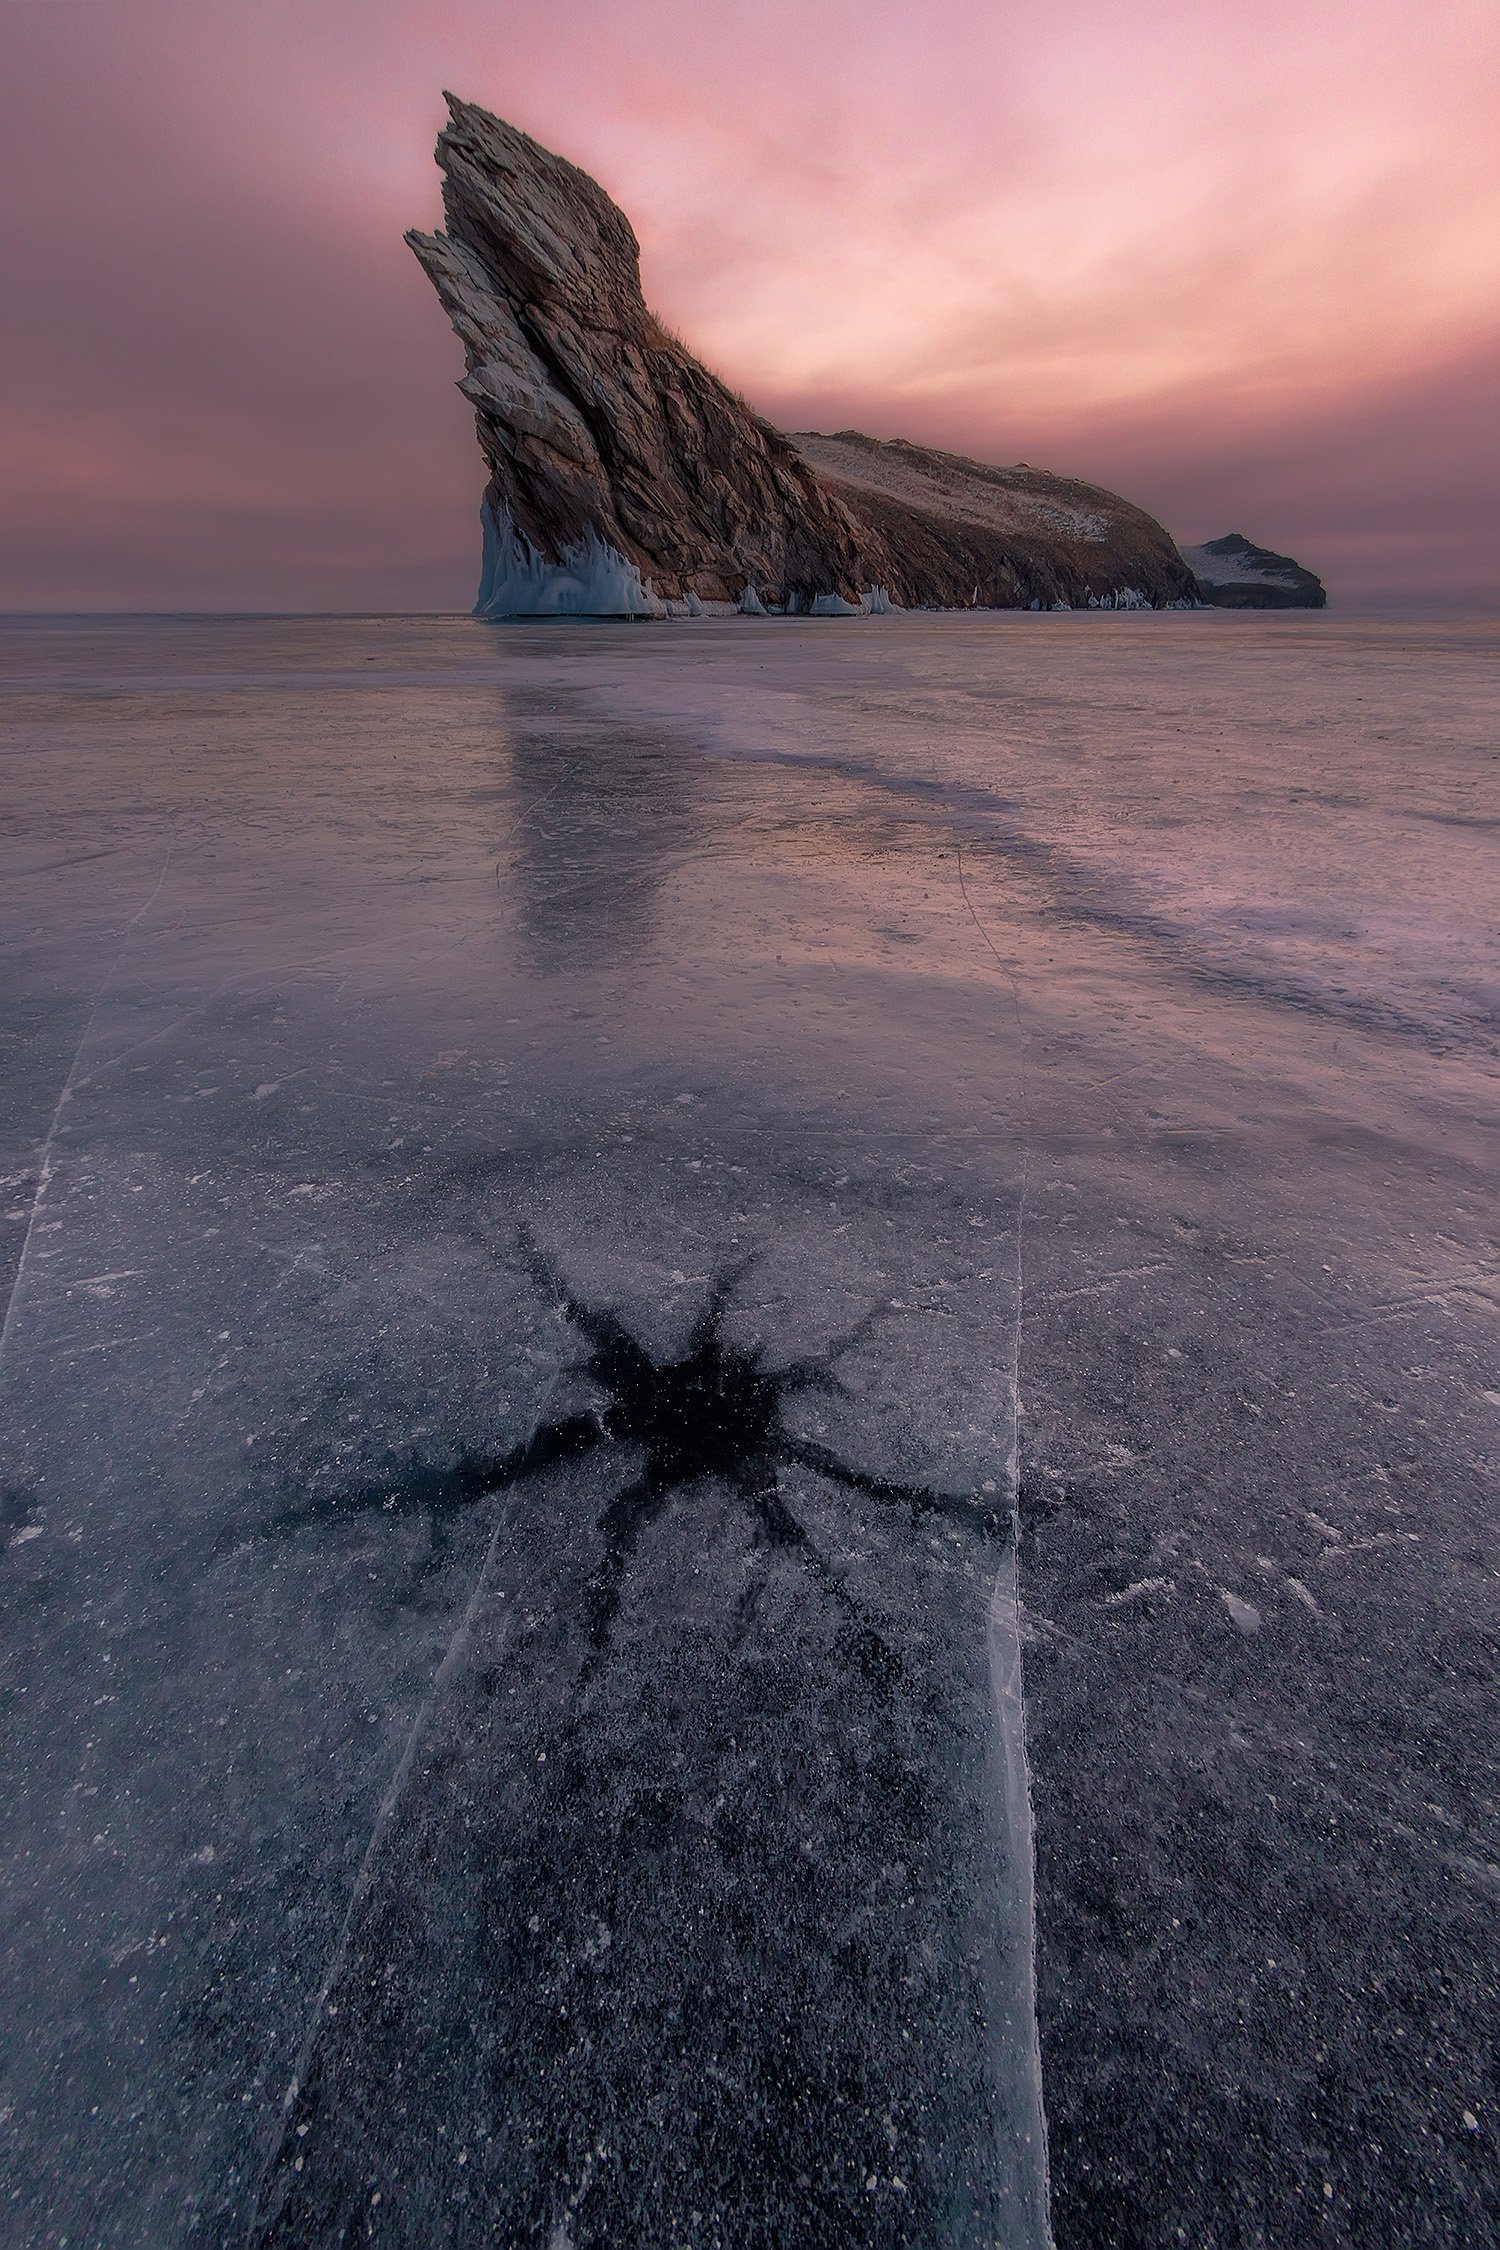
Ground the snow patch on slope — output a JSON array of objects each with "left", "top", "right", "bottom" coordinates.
[
  {"left": 794, "top": 432, "right": 1112, "bottom": 544},
  {"left": 1176, "top": 537, "right": 1300, "bottom": 590}
]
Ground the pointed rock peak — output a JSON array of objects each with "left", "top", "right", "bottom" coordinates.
[{"left": 409, "top": 102, "right": 1203, "bottom": 618}]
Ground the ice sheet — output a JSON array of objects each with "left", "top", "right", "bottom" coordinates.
[
  {"left": 0, "top": 618, "right": 1041, "bottom": 2248},
  {"left": 1, "top": 609, "right": 1495, "bottom": 2249}
]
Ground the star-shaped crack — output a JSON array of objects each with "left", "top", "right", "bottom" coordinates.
[
  {"left": 267, "top": 1229, "right": 1006, "bottom": 1679},
  {"left": 246, "top": 1233, "right": 1022, "bottom": 2248}
]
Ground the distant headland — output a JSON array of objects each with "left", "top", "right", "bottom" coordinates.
[{"left": 408, "top": 97, "right": 1325, "bottom": 618}]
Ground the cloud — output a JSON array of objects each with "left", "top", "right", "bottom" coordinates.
[{"left": 2, "top": 0, "right": 1495, "bottom": 608}]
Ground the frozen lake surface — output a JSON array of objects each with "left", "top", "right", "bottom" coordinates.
[{"left": 1, "top": 611, "right": 1495, "bottom": 2247}]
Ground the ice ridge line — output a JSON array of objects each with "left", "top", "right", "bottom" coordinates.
[{"left": 955, "top": 835, "right": 1054, "bottom": 2250}]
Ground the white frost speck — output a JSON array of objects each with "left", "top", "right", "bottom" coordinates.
[
  {"left": 1222, "top": 1591, "right": 1262, "bottom": 1635},
  {"left": 1104, "top": 1575, "right": 1173, "bottom": 1607}
]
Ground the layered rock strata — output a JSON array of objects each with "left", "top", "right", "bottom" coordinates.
[
  {"left": 796, "top": 429, "right": 1199, "bottom": 613},
  {"left": 1177, "top": 532, "right": 1327, "bottom": 609},
  {"left": 408, "top": 97, "right": 1203, "bottom": 617}
]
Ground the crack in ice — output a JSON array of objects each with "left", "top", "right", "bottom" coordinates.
[
  {"left": 954, "top": 833, "right": 1054, "bottom": 2250},
  {"left": 243, "top": 1375, "right": 561, "bottom": 2250},
  {"left": 265, "top": 1230, "right": 1003, "bottom": 1671},
  {"left": 0, "top": 830, "right": 175, "bottom": 1384},
  {"left": 247, "top": 1236, "right": 1018, "bottom": 2240}
]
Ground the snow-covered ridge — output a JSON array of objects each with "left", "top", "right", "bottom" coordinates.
[{"left": 1177, "top": 533, "right": 1327, "bottom": 610}]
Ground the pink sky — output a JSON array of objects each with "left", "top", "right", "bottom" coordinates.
[{"left": 2, "top": 0, "right": 1497, "bottom": 610}]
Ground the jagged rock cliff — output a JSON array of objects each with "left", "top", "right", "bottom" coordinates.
[
  {"left": 1177, "top": 533, "right": 1327, "bottom": 609},
  {"left": 407, "top": 97, "right": 1201, "bottom": 617}
]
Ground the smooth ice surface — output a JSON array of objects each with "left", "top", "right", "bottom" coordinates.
[{"left": 2, "top": 610, "right": 1496, "bottom": 2249}]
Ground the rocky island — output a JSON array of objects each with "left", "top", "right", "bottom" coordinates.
[
  {"left": 1176, "top": 531, "right": 1328, "bottom": 608},
  {"left": 409, "top": 97, "right": 1323, "bottom": 616}
]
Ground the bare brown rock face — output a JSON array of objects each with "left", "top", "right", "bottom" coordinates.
[
  {"left": 408, "top": 97, "right": 1201, "bottom": 616},
  {"left": 796, "top": 430, "right": 1200, "bottom": 613}
]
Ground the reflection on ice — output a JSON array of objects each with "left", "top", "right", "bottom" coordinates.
[{"left": 503, "top": 703, "right": 704, "bottom": 976}]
